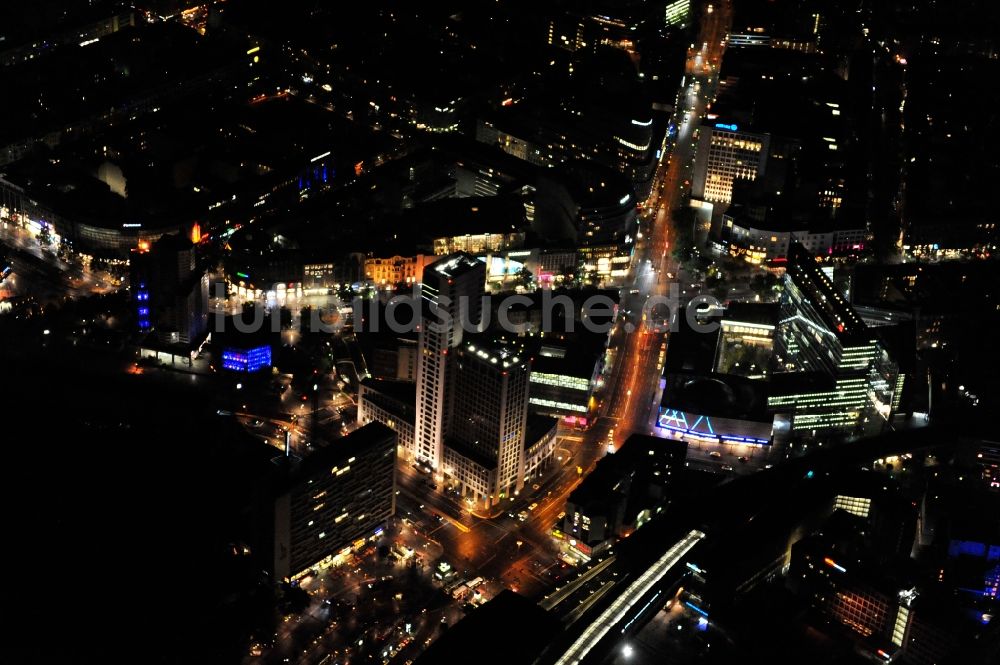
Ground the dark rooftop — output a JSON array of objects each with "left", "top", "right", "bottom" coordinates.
[
  {"left": 525, "top": 413, "right": 559, "bottom": 450},
  {"left": 414, "top": 590, "right": 558, "bottom": 665},
  {"left": 399, "top": 195, "right": 528, "bottom": 242},
  {"left": 660, "top": 373, "right": 772, "bottom": 423},
  {"left": 360, "top": 377, "right": 418, "bottom": 406},
  {"left": 723, "top": 302, "right": 780, "bottom": 328},
  {"left": 662, "top": 308, "right": 721, "bottom": 375},
  {"left": 528, "top": 331, "right": 607, "bottom": 379},
  {"left": 292, "top": 421, "right": 395, "bottom": 483}
]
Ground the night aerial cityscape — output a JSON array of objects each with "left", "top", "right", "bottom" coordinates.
[{"left": 2, "top": 1, "right": 999, "bottom": 664}]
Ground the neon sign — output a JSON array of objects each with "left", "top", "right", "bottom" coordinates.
[{"left": 657, "top": 408, "right": 771, "bottom": 445}]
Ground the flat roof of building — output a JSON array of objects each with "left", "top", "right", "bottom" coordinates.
[
  {"left": 662, "top": 309, "right": 721, "bottom": 375},
  {"left": 525, "top": 413, "right": 559, "bottom": 450},
  {"left": 723, "top": 302, "right": 779, "bottom": 328},
  {"left": 528, "top": 331, "right": 607, "bottom": 379},
  {"left": 294, "top": 422, "right": 395, "bottom": 481},
  {"left": 360, "top": 377, "right": 417, "bottom": 406},
  {"left": 660, "top": 372, "right": 772, "bottom": 423},
  {"left": 567, "top": 451, "right": 629, "bottom": 508},
  {"left": 400, "top": 195, "right": 528, "bottom": 240}
]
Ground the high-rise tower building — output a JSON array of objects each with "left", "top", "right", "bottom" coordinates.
[
  {"left": 769, "top": 243, "right": 901, "bottom": 435},
  {"left": 444, "top": 339, "right": 531, "bottom": 506},
  {"left": 129, "top": 233, "right": 209, "bottom": 347},
  {"left": 692, "top": 122, "right": 771, "bottom": 205},
  {"left": 413, "top": 253, "right": 486, "bottom": 468},
  {"left": 270, "top": 422, "right": 397, "bottom": 580}
]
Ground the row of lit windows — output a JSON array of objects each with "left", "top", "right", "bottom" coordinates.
[
  {"left": 529, "top": 397, "right": 588, "bottom": 413},
  {"left": 711, "top": 136, "right": 764, "bottom": 151},
  {"left": 834, "top": 495, "right": 871, "bottom": 518},
  {"left": 530, "top": 372, "right": 590, "bottom": 391}
]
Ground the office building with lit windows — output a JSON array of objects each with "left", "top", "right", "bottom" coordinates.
[
  {"left": 433, "top": 232, "right": 526, "bottom": 257},
  {"left": 271, "top": 422, "right": 396, "bottom": 580},
  {"left": 357, "top": 378, "right": 417, "bottom": 458},
  {"left": 790, "top": 531, "right": 984, "bottom": 665},
  {"left": 414, "top": 253, "right": 487, "bottom": 469},
  {"left": 303, "top": 262, "right": 337, "bottom": 289},
  {"left": 692, "top": 122, "right": 770, "bottom": 205},
  {"left": 769, "top": 243, "right": 901, "bottom": 436},
  {"left": 526, "top": 332, "right": 607, "bottom": 428},
  {"left": 791, "top": 536, "right": 894, "bottom": 639},
  {"left": 442, "top": 339, "right": 532, "bottom": 507},
  {"left": 664, "top": 0, "right": 691, "bottom": 28}
]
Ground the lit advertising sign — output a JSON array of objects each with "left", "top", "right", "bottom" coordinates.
[{"left": 657, "top": 408, "right": 772, "bottom": 445}]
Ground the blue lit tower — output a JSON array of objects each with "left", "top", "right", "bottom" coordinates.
[{"left": 129, "top": 234, "right": 208, "bottom": 346}]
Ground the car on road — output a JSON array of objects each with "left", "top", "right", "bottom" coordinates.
[
  {"left": 709, "top": 451, "right": 722, "bottom": 460},
  {"left": 517, "top": 511, "right": 529, "bottom": 522},
  {"left": 532, "top": 483, "right": 540, "bottom": 491},
  {"left": 721, "top": 464, "right": 734, "bottom": 472},
  {"left": 737, "top": 456, "right": 748, "bottom": 464},
  {"left": 528, "top": 502, "right": 538, "bottom": 511}
]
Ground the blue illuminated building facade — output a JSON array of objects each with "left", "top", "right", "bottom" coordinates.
[
  {"left": 129, "top": 234, "right": 208, "bottom": 346},
  {"left": 298, "top": 155, "right": 333, "bottom": 192},
  {"left": 222, "top": 345, "right": 272, "bottom": 372}
]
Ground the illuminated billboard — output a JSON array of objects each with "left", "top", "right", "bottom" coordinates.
[{"left": 657, "top": 408, "right": 772, "bottom": 446}]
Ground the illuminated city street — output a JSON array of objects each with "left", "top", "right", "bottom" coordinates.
[{"left": 3, "top": 1, "right": 997, "bottom": 664}]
